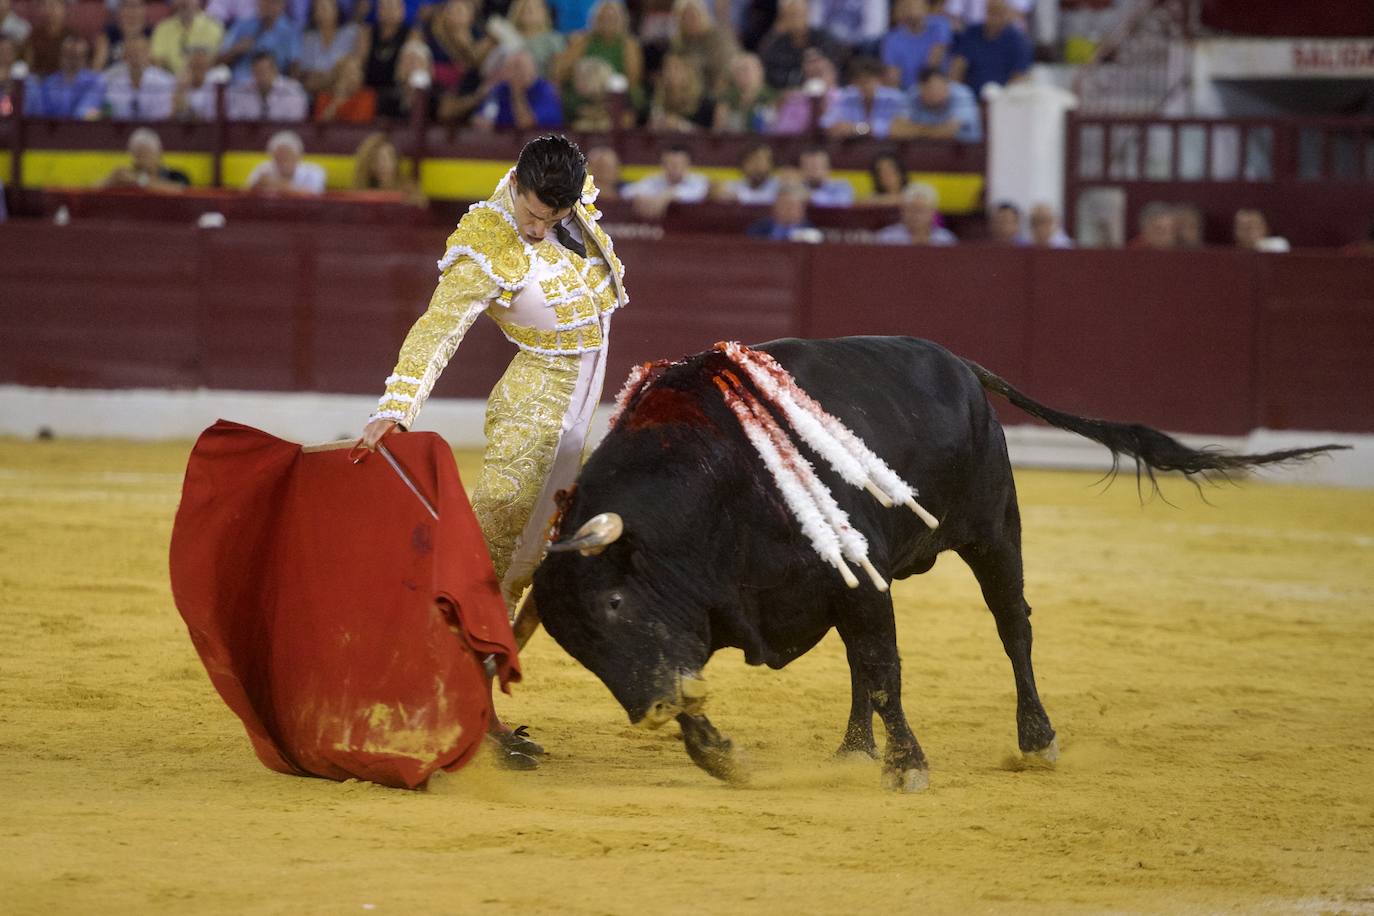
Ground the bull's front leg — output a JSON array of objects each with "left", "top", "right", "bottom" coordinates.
[
  {"left": 867, "top": 663, "right": 929, "bottom": 792},
  {"left": 677, "top": 712, "right": 748, "bottom": 784},
  {"left": 836, "top": 638, "right": 877, "bottom": 758},
  {"left": 838, "top": 606, "right": 929, "bottom": 792}
]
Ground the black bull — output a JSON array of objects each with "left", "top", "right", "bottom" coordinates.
[{"left": 531, "top": 336, "right": 1339, "bottom": 790}]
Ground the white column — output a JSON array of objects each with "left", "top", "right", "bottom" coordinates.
[
  {"left": 1032, "top": 0, "right": 1058, "bottom": 48},
  {"left": 1189, "top": 42, "right": 1225, "bottom": 116},
  {"left": 983, "top": 81, "right": 1079, "bottom": 219}
]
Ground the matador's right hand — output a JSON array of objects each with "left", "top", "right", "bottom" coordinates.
[{"left": 360, "top": 418, "right": 398, "bottom": 451}]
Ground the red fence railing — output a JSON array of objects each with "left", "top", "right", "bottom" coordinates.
[
  {"left": 3, "top": 220, "right": 1372, "bottom": 434},
  {"left": 1065, "top": 112, "right": 1374, "bottom": 246}
]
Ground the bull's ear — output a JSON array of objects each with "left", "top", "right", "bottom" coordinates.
[{"left": 547, "top": 512, "right": 624, "bottom": 556}]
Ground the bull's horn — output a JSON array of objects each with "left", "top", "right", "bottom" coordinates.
[
  {"left": 547, "top": 512, "right": 623, "bottom": 556},
  {"left": 679, "top": 675, "right": 708, "bottom": 700}
]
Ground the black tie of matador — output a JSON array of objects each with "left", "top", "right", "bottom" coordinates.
[{"left": 552, "top": 220, "right": 586, "bottom": 258}]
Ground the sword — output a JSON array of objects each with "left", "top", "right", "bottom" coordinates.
[
  {"left": 350, "top": 435, "right": 503, "bottom": 675},
  {"left": 345, "top": 436, "right": 440, "bottom": 520},
  {"left": 376, "top": 443, "right": 439, "bottom": 520}
]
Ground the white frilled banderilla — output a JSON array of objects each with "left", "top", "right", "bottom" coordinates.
[
  {"left": 707, "top": 343, "right": 938, "bottom": 592},
  {"left": 585, "top": 342, "right": 938, "bottom": 592}
]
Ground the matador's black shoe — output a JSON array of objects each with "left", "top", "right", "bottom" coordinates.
[
  {"left": 504, "top": 724, "right": 546, "bottom": 757},
  {"left": 487, "top": 725, "right": 545, "bottom": 769}
]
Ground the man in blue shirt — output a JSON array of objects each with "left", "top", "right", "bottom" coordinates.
[
  {"left": 217, "top": 0, "right": 301, "bottom": 83},
  {"left": 746, "top": 183, "right": 816, "bottom": 241},
  {"left": 880, "top": 0, "right": 952, "bottom": 90},
  {"left": 473, "top": 49, "right": 563, "bottom": 130},
  {"left": 950, "top": 0, "right": 1031, "bottom": 96},
  {"left": 798, "top": 146, "right": 855, "bottom": 207},
  {"left": 548, "top": 0, "right": 597, "bottom": 32},
  {"left": 809, "top": 0, "right": 889, "bottom": 53},
  {"left": 891, "top": 65, "right": 982, "bottom": 142},
  {"left": 24, "top": 35, "right": 104, "bottom": 119},
  {"left": 821, "top": 55, "right": 909, "bottom": 139}
]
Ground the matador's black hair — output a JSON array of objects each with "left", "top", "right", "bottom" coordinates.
[{"left": 514, "top": 135, "right": 587, "bottom": 212}]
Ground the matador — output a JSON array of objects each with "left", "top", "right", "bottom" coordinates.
[{"left": 359, "top": 137, "right": 626, "bottom": 761}]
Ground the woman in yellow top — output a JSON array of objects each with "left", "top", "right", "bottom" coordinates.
[{"left": 361, "top": 134, "right": 626, "bottom": 624}]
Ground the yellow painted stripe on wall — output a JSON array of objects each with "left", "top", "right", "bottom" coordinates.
[
  {"left": 612, "top": 164, "right": 983, "bottom": 213},
  {"left": 0, "top": 151, "right": 10, "bottom": 184},
  {"left": 18, "top": 150, "right": 216, "bottom": 187},
  {"left": 905, "top": 173, "right": 983, "bottom": 213},
  {"left": 13, "top": 151, "right": 984, "bottom": 212},
  {"left": 418, "top": 158, "right": 514, "bottom": 201},
  {"left": 416, "top": 160, "right": 983, "bottom": 213},
  {"left": 19, "top": 150, "right": 124, "bottom": 188}
]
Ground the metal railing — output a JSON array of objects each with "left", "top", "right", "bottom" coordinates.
[
  {"left": 1071, "top": 0, "right": 1195, "bottom": 116},
  {"left": 1063, "top": 111, "right": 1374, "bottom": 245}
]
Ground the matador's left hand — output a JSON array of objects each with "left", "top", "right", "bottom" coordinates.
[{"left": 360, "top": 418, "right": 398, "bottom": 451}]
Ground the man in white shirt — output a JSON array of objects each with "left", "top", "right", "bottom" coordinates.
[
  {"left": 720, "top": 143, "right": 781, "bottom": 204},
  {"left": 226, "top": 50, "right": 307, "bottom": 120},
  {"left": 808, "top": 0, "right": 887, "bottom": 50},
  {"left": 245, "top": 129, "right": 326, "bottom": 194},
  {"left": 875, "top": 182, "right": 957, "bottom": 245},
  {"left": 104, "top": 34, "right": 177, "bottom": 120},
  {"left": 204, "top": 0, "right": 256, "bottom": 25},
  {"left": 1027, "top": 202, "right": 1073, "bottom": 248},
  {"left": 0, "top": 0, "right": 32, "bottom": 44},
  {"left": 943, "top": 0, "right": 1031, "bottom": 27},
  {"left": 173, "top": 44, "right": 218, "bottom": 119},
  {"left": 1234, "top": 207, "right": 1289, "bottom": 253},
  {"left": 622, "top": 144, "right": 710, "bottom": 217}
]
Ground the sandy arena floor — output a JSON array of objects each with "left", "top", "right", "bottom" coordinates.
[{"left": 1, "top": 437, "right": 1372, "bottom": 915}]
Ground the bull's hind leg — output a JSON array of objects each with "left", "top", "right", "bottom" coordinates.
[
  {"left": 958, "top": 530, "right": 1057, "bottom": 762},
  {"left": 837, "top": 600, "right": 928, "bottom": 791},
  {"left": 835, "top": 640, "right": 877, "bottom": 759}
]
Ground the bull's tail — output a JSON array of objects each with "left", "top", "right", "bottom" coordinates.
[{"left": 961, "top": 359, "right": 1347, "bottom": 486}]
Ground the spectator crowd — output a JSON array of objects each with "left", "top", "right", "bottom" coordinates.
[
  {"left": 0, "top": 0, "right": 1032, "bottom": 133},
  {"left": 4, "top": 0, "right": 1342, "bottom": 253},
  {"left": 585, "top": 137, "right": 1066, "bottom": 247}
]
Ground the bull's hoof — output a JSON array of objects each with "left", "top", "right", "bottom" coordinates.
[
  {"left": 1023, "top": 736, "right": 1060, "bottom": 765},
  {"left": 678, "top": 713, "right": 749, "bottom": 785},
  {"left": 690, "top": 743, "right": 749, "bottom": 785},
  {"left": 881, "top": 766, "right": 929, "bottom": 793},
  {"left": 834, "top": 741, "right": 878, "bottom": 761}
]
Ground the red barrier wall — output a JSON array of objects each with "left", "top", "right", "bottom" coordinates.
[{"left": 2, "top": 221, "right": 1372, "bottom": 434}]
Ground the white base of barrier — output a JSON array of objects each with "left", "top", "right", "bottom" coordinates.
[{"left": 2, "top": 384, "right": 1370, "bottom": 488}]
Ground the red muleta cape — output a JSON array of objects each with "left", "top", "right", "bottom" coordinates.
[{"left": 169, "top": 420, "right": 520, "bottom": 789}]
